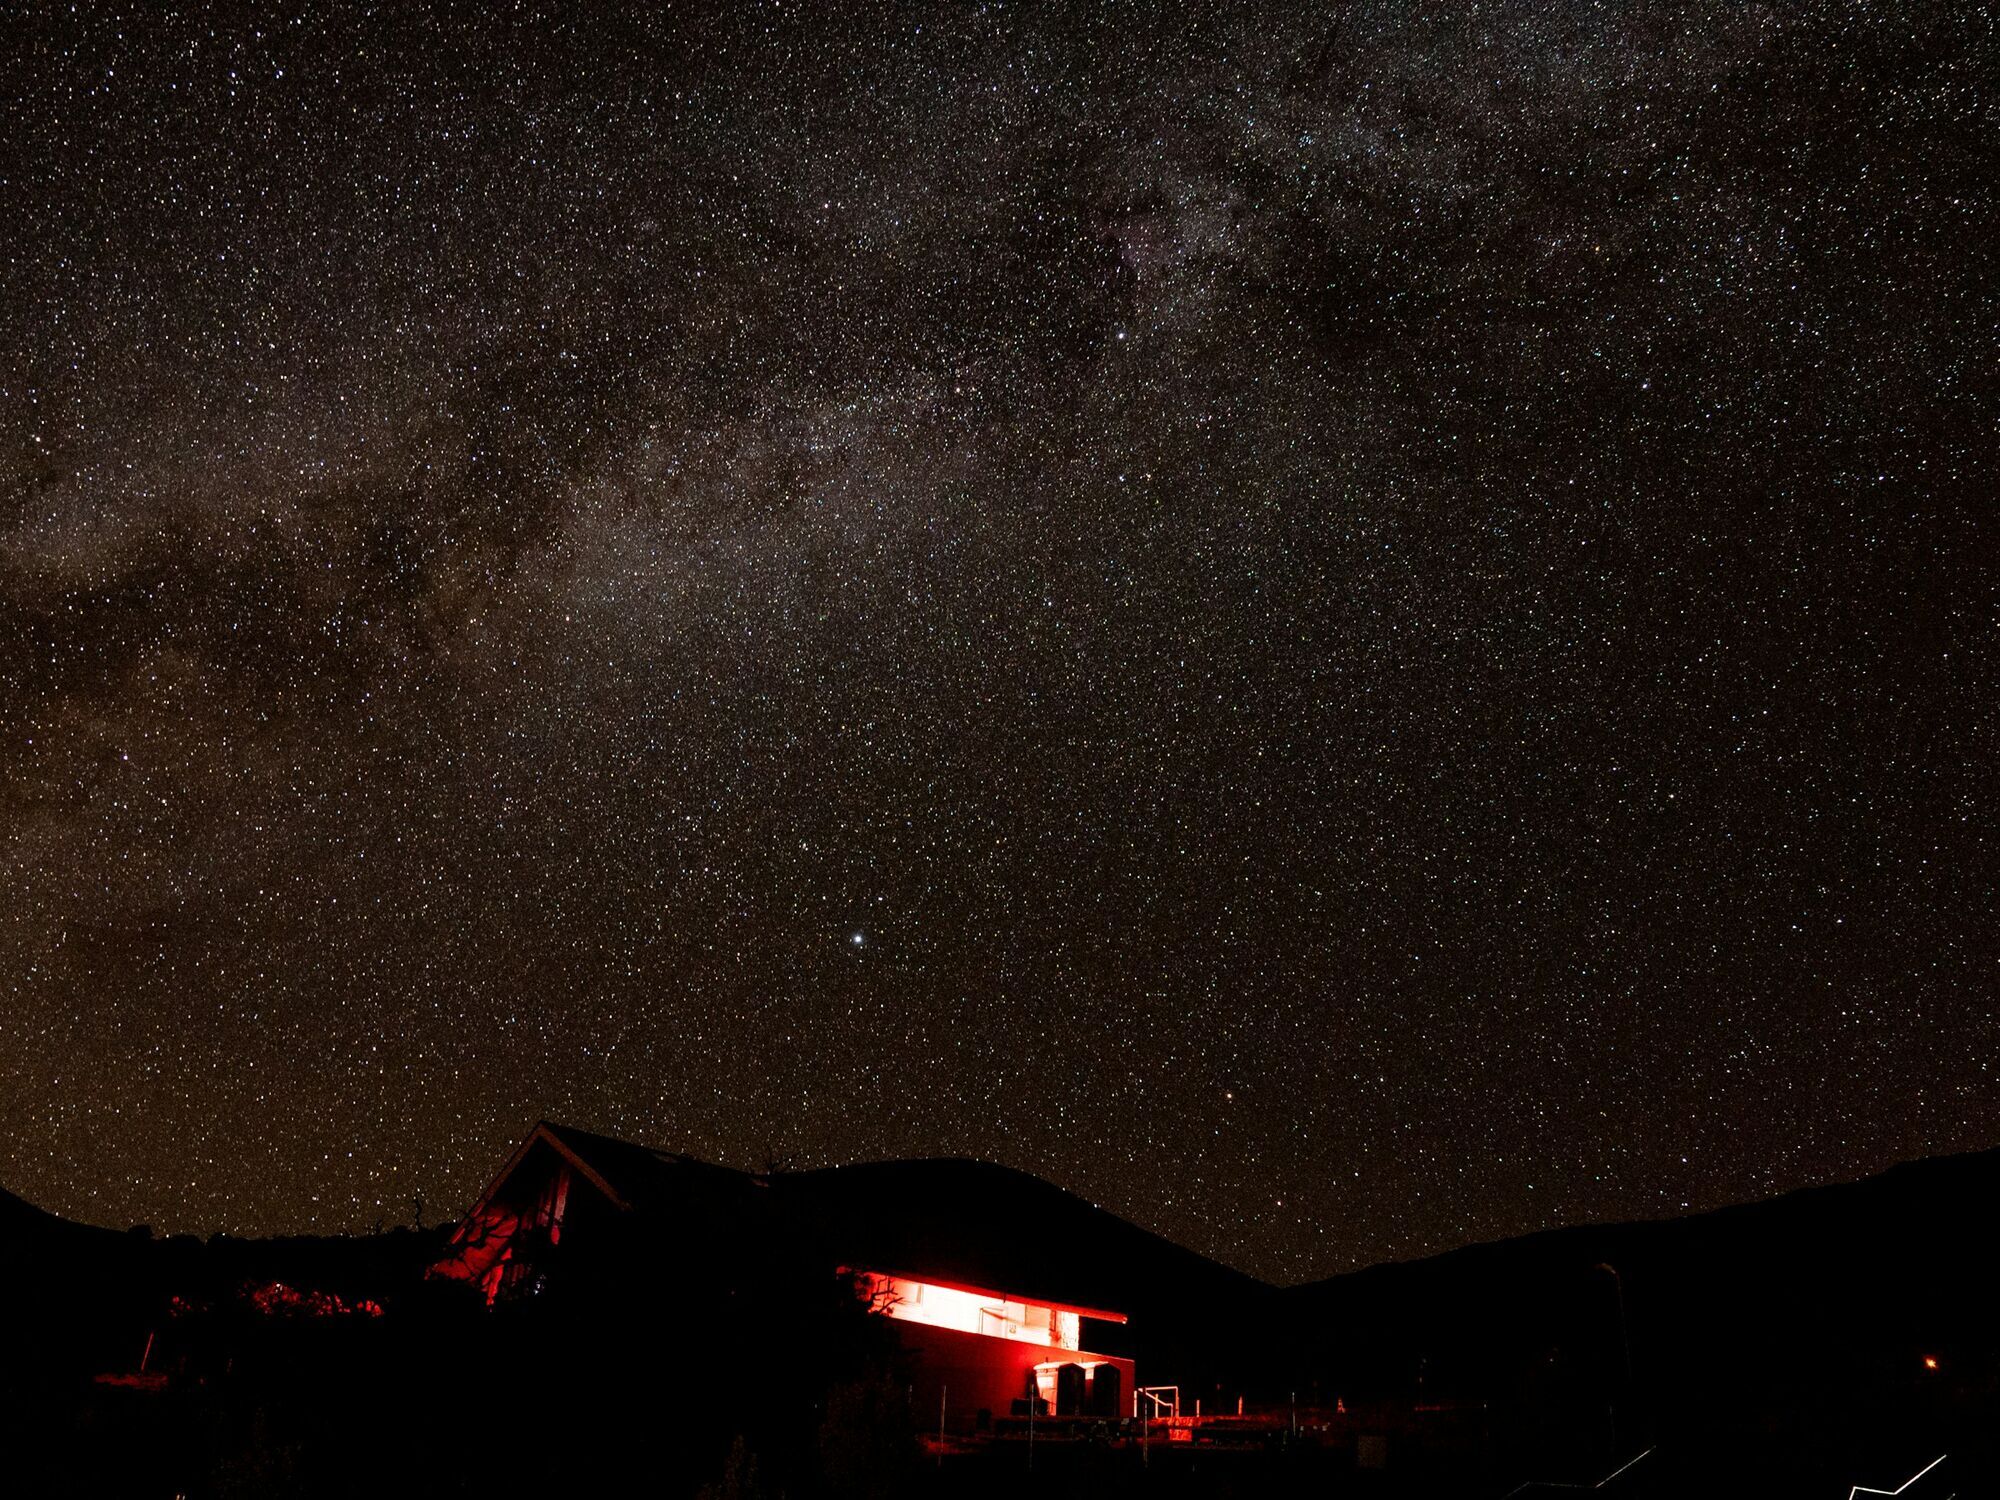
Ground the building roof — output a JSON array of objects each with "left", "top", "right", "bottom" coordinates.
[
  {"left": 767, "top": 1155, "right": 1256, "bottom": 1321},
  {"left": 534, "top": 1122, "right": 758, "bottom": 1212},
  {"left": 454, "top": 1122, "right": 1263, "bottom": 1326}
]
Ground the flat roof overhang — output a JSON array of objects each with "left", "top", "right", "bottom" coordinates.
[{"left": 851, "top": 1265, "right": 1129, "bottom": 1325}]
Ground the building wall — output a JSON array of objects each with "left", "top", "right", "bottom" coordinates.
[{"left": 890, "top": 1320, "right": 1136, "bottom": 1431}]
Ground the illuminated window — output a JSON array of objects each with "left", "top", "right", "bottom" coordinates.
[{"left": 855, "top": 1271, "right": 1109, "bottom": 1351}]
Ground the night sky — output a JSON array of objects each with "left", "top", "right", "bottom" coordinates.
[{"left": 2, "top": 2, "right": 1992, "bottom": 1284}]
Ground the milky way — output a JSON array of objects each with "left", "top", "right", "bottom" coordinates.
[{"left": 2, "top": 1, "right": 1993, "bottom": 1281}]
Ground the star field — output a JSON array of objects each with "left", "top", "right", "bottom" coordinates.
[{"left": 2, "top": 1, "right": 1993, "bottom": 1283}]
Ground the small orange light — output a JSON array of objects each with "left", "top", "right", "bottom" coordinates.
[{"left": 1922, "top": 1355, "right": 1939, "bottom": 1371}]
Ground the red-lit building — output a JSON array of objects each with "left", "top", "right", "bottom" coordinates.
[
  {"left": 856, "top": 1268, "right": 1131, "bottom": 1421},
  {"left": 432, "top": 1123, "right": 1137, "bottom": 1425}
]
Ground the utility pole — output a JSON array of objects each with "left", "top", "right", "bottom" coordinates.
[{"left": 1593, "top": 1263, "right": 1634, "bottom": 1453}]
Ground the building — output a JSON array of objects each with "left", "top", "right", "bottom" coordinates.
[
  {"left": 856, "top": 1267, "right": 1131, "bottom": 1422},
  {"left": 431, "top": 1122, "right": 1137, "bottom": 1426}
]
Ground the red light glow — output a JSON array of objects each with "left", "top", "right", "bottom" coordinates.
[
  {"left": 855, "top": 1270, "right": 1121, "bottom": 1349},
  {"left": 243, "top": 1281, "right": 383, "bottom": 1319}
]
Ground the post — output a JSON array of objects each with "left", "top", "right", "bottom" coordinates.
[{"left": 1593, "top": 1263, "right": 1633, "bottom": 1453}]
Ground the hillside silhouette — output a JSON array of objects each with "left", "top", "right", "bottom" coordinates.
[{"left": 3, "top": 1143, "right": 1996, "bottom": 1495}]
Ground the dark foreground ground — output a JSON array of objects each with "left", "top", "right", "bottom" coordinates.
[
  {"left": 8, "top": 1375, "right": 1993, "bottom": 1500},
  {"left": 7, "top": 1145, "right": 2000, "bottom": 1498}
]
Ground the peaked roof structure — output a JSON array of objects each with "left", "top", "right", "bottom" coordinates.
[
  {"left": 462, "top": 1121, "right": 755, "bottom": 1220},
  {"left": 440, "top": 1122, "right": 1264, "bottom": 1326}
]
